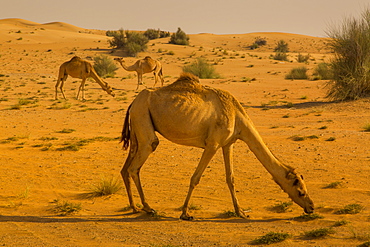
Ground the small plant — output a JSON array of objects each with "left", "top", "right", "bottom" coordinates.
[
  {"left": 304, "top": 228, "right": 335, "bottom": 238},
  {"left": 326, "top": 137, "right": 336, "bottom": 141},
  {"left": 324, "top": 181, "right": 343, "bottom": 189},
  {"left": 312, "top": 63, "right": 333, "bottom": 80},
  {"left": 53, "top": 200, "right": 82, "bottom": 216},
  {"left": 271, "top": 201, "right": 293, "bottom": 213},
  {"left": 285, "top": 67, "right": 308, "bottom": 80},
  {"left": 93, "top": 55, "right": 118, "bottom": 78},
  {"left": 169, "top": 27, "right": 189, "bottom": 45},
  {"left": 297, "top": 53, "right": 310, "bottom": 63},
  {"left": 252, "top": 232, "right": 290, "bottom": 245},
  {"left": 294, "top": 213, "right": 324, "bottom": 221},
  {"left": 182, "top": 57, "right": 220, "bottom": 79},
  {"left": 362, "top": 123, "right": 370, "bottom": 132},
  {"left": 336, "top": 203, "right": 364, "bottom": 214},
  {"left": 274, "top": 40, "right": 289, "bottom": 52},
  {"left": 273, "top": 52, "right": 288, "bottom": 61},
  {"left": 223, "top": 210, "right": 238, "bottom": 217},
  {"left": 358, "top": 241, "right": 370, "bottom": 247},
  {"left": 82, "top": 177, "right": 122, "bottom": 198},
  {"left": 333, "top": 220, "right": 349, "bottom": 227},
  {"left": 57, "top": 128, "right": 75, "bottom": 133}
]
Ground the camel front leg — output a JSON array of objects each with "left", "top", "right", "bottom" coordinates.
[
  {"left": 76, "top": 79, "right": 86, "bottom": 100},
  {"left": 181, "top": 146, "right": 218, "bottom": 220},
  {"left": 222, "top": 144, "right": 249, "bottom": 219},
  {"left": 55, "top": 77, "right": 67, "bottom": 100}
]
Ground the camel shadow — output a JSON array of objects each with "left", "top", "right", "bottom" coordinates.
[
  {"left": 247, "top": 100, "right": 338, "bottom": 110},
  {"left": 0, "top": 213, "right": 291, "bottom": 224}
]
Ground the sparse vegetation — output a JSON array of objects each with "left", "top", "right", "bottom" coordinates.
[
  {"left": 326, "top": 8, "right": 370, "bottom": 100},
  {"left": 82, "top": 177, "right": 122, "bottom": 198},
  {"left": 52, "top": 200, "right": 82, "bottom": 216},
  {"left": 294, "top": 213, "right": 324, "bottom": 221},
  {"left": 324, "top": 181, "right": 343, "bottom": 189},
  {"left": 304, "top": 228, "right": 335, "bottom": 238},
  {"left": 270, "top": 201, "right": 293, "bottom": 213},
  {"left": 182, "top": 57, "right": 220, "bottom": 79},
  {"left": 297, "top": 53, "right": 310, "bottom": 63},
  {"left": 336, "top": 203, "right": 364, "bottom": 214},
  {"left": 143, "top": 28, "right": 170, "bottom": 40},
  {"left": 251, "top": 232, "right": 290, "bottom": 245},
  {"left": 363, "top": 123, "right": 370, "bottom": 132}
]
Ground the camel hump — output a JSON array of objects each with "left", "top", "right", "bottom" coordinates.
[
  {"left": 176, "top": 73, "right": 200, "bottom": 84},
  {"left": 70, "top": 56, "right": 81, "bottom": 62},
  {"left": 144, "top": 56, "right": 152, "bottom": 60}
]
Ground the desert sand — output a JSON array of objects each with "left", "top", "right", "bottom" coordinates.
[{"left": 0, "top": 18, "right": 369, "bottom": 246}]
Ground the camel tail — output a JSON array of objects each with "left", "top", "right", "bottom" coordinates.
[{"left": 120, "top": 104, "right": 132, "bottom": 150}]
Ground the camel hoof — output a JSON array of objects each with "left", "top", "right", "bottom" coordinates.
[{"left": 180, "top": 214, "right": 194, "bottom": 221}]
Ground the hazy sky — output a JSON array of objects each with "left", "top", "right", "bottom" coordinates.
[{"left": 1, "top": 0, "right": 369, "bottom": 37}]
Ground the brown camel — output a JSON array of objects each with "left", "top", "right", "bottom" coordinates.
[
  {"left": 120, "top": 73, "right": 314, "bottom": 220},
  {"left": 55, "top": 56, "right": 115, "bottom": 100},
  {"left": 114, "top": 56, "right": 164, "bottom": 90}
]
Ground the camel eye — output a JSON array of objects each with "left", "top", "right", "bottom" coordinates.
[
  {"left": 293, "top": 179, "right": 299, "bottom": 186},
  {"left": 298, "top": 191, "right": 305, "bottom": 197}
]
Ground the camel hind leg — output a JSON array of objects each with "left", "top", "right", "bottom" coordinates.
[{"left": 121, "top": 102, "right": 159, "bottom": 214}]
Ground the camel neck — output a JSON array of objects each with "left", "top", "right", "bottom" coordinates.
[{"left": 238, "top": 116, "right": 289, "bottom": 179}]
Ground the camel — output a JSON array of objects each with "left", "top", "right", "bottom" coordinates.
[
  {"left": 114, "top": 56, "right": 164, "bottom": 90},
  {"left": 55, "top": 56, "right": 115, "bottom": 100},
  {"left": 120, "top": 73, "right": 314, "bottom": 220}
]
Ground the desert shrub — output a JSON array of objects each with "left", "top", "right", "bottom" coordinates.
[
  {"left": 304, "top": 228, "right": 335, "bottom": 238},
  {"left": 271, "top": 201, "right": 293, "bottom": 213},
  {"left": 182, "top": 57, "right": 220, "bottom": 79},
  {"left": 144, "top": 28, "right": 170, "bottom": 40},
  {"left": 274, "top": 40, "right": 289, "bottom": 52},
  {"left": 82, "top": 177, "right": 122, "bottom": 198},
  {"left": 93, "top": 55, "right": 118, "bottom": 78},
  {"left": 169, "top": 27, "right": 189, "bottom": 45},
  {"left": 297, "top": 53, "right": 310, "bottom": 63},
  {"left": 248, "top": 36, "right": 267, "bottom": 49},
  {"left": 252, "top": 232, "right": 290, "bottom": 245},
  {"left": 325, "top": 8, "right": 370, "bottom": 100},
  {"left": 108, "top": 29, "right": 148, "bottom": 57},
  {"left": 273, "top": 52, "right": 288, "bottom": 61},
  {"left": 313, "top": 63, "right": 333, "bottom": 80},
  {"left": 53, "top": 200, "right": 82, "bottom": 216},
  {"left": 285, "top": 67, "right": 308, "bottom": 80},
  {"left": 363, "top": 123, "right": 370, "bottom": 132},
  {"left": 336, "top": 203, "right": 364, "bottom": 214}
]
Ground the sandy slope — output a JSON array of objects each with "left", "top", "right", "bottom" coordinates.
[{"left": 0, "top": 18, "right": 369, "bottom": 246}]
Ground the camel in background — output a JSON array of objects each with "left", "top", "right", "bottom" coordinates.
[
  {"left": 120, "top": 73, "right": 314, "bottom": 220},
  {"left": 55, "top": 56, "right": 115, "bottom": 100},
  {"left": 114, "top": 56, "right": 164, "bottom": 90}
]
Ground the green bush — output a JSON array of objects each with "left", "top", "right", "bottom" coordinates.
[
  {"left": 313, "top": 63, "right": 333, "bottom": 80},
  {"left": 274, "top": 40, "right": 289, "bottom": 52},
  {"left": 108, "top": 29, "right": 148, "bottom": 57},
  {"left": 273, "top": 52, "right": 288, "bottom": 61},
  {"left": 93, "top": 55, "right": 118, "bottom": 78},
  {"left": 325, "top": 8, "right": 370, "bottom": 100},
  {"left": 285, "top": 67, "right": 308, "bottom": 80},
  {"left": 297, "top": 53, "right": 310, "bottom": 63},
  {"left": 169, "top": 27, "right": 189, "bottom": 45},
  {"left": 182, "top": 57, "right": 220, "bottom": 79},
  {"left": 144, "top": 28, "right": 170, "bottom": 40}
]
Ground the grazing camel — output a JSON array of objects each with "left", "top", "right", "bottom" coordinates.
[
  {"left": 55, "top": 56, "right": 115, "bottom": 100},
  {"left": 120, "top": 73, "right": 314, "bottom": 220},
  {"left": 114, "top": 56, "right": 164, "bottom": 90}
]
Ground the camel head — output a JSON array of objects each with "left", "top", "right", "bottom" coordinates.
[
  {"left": 114, "top": 57, "right": 124, "bottom": 64},
  {"left": 277, "top": 169, "right": 314, "bottom": 214},
  {"left": 104, "top": 83, "right": 115, "bottom": 97}
]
